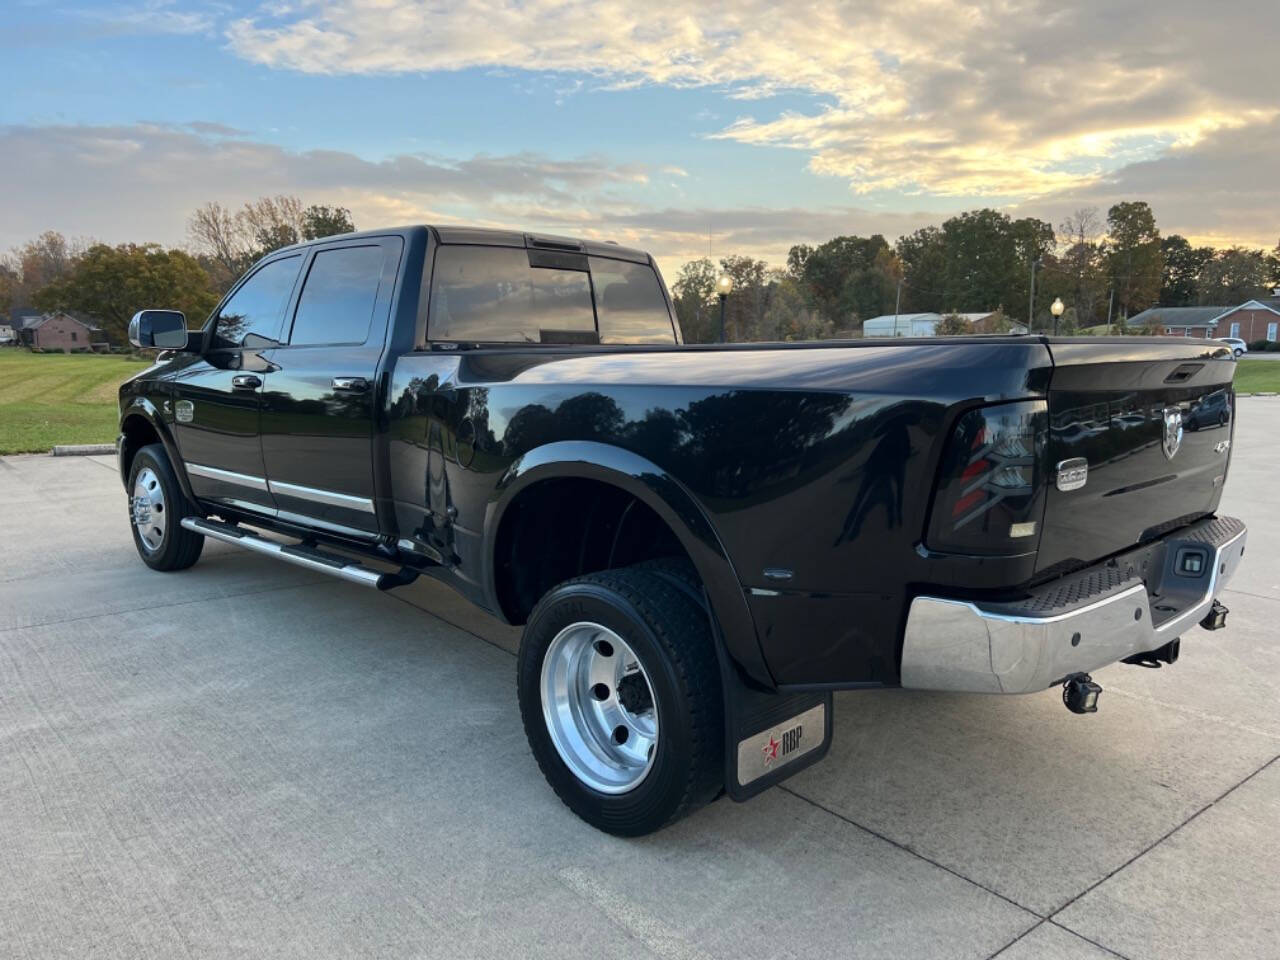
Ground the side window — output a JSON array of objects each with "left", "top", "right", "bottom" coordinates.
[
  {"left": 212, "top": 255, "right": 301, "bottom": 349},
  {"left": 428, "top": 245, "right": 596, "bottom": 343},
  {"left": 289, "top": 245, "right": 386, "bottom": 346},
  {"left": 589, "top": 257, "right": 675, "bottom": 344}
]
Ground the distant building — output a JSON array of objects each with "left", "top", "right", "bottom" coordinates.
[
  {"left": 861, "top": 311, "right": 1026, "bottom": 337},
  {"left": 21, "top": 312, "right": 106, "bottom": 351},
  {"left": 1209, "top": 295, "right": 1280, "bottom": 343},
  {"left": 1131, "top": 290, "right": 1280, "bottom": 342},
  {"left": 1127, "top": 305, "right": 1229, "bottom": 338}
]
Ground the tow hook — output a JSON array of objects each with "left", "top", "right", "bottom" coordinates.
[
  {"left": 1062, "top": 673, "right": 1102, "bottom": 714},
  {"left": 1123, "top": 637, "right": 1180, "bottom": 669},
  {"left": 1200, "top": 599, "right": 1229, "bottom": 631}
]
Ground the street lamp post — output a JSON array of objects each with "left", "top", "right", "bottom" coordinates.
[
  {"left": 1051, "top": 297, "right": 1065, "bottom": 335},
  {"left": 716, "top": 273, "right": 734, "bottom": 343}
]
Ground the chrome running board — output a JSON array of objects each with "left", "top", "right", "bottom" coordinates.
[{"left": 180, "top": 516, "right": 416, "bottom": 590}]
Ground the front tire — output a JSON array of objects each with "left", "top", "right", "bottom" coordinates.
[
  {"left": 128, "top": 443, "right": 204, "bottom": 571},
  {"left": 517, "top": 567, "right": 723, "bottom": 836}
]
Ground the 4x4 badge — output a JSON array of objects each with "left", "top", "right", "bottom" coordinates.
[{"left": 1162, "top": 406, "right": 1183, "bottom": 460}]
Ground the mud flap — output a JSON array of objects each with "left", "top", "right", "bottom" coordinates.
[{"left": 713, "top": 635, "right": 833, "bottom": 802}]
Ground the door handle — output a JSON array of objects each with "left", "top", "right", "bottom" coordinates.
[
  {"left": 331, "top": 377, "right": 369, "bottom": 393},
  {"left": 231, "top": 374, "right": 261, "bottom": 390}
]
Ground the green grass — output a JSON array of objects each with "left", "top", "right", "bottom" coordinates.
[
  {"left": 1233, "top": 358, "right": 1280, "bottom": 394},
  {"left": 0, "top": 350, "right": 150, "bottom": 454}
]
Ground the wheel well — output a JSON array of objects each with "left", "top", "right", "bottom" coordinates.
[
  {"left": 494, "top": 477, "right": 695, "bottom": 624},
  {"left": 119, "top": 415, "right": 161, "bottom": 480}
]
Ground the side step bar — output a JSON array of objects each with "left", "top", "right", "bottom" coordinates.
[{"left": 180, "top": 517, "right": 417, "bottom": 590}]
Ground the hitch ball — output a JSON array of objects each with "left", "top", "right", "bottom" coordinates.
[{"left": 1063, "top": 674, "right": 1102, "bottom": 714}]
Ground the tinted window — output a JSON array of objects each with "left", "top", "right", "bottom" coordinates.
[
  {"left": 290, "top": 245, "right": 385, "bottom": 345},
  {"left": 589, "top": 257, "right": 674, "bottom": 343},
  {"left": 213, "top": 256, "right": 300, "bottom": 348},
  {"left": 428, "top": 245, "right": 596, "bottom": 343}
]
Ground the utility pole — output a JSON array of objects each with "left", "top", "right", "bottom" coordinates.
[
  {"left": 1028, "top": 258, "right": 1040, "bottom": 330},
  {"left": 1106, "top": 287, "right": 1115, "bottom": 335},
  {"left": 894, "top": 277, "right": 903, "bottom": 335}
]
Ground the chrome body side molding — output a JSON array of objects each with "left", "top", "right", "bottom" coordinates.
[
  {"left": 186, "top": 462, "right": 269, "bottom": 491},
  {"left": 267, "top": 478, "right": 375, "bottom": 513}
]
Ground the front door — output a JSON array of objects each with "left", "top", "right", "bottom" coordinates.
[
  {"left": 259, "top": 237, "right": 402, "bottom": 539},
  {"left": 171, "top": 253, "right": 303, "bottom": 514}
]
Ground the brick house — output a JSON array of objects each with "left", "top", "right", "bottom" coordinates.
[
  {"left": 1127, "top": 305, "right": 1228, "bottom": 338},
  {"left": 1209, "top": 295, "right": 1280, "bottom": 343},
  {"left": 24, "top": 312, "right": 105, "bottom": 351}
]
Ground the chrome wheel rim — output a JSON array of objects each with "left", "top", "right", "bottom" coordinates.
[
  {"left": 540, "top": 622, "right": 659, "bottom": 794},
  {"left": 131, "top": 466, "right": 166, "bottom": 552}
]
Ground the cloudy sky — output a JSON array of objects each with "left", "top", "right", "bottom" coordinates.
[{"left": 3, "top": 0, "right": 1277, "bottom": 273}]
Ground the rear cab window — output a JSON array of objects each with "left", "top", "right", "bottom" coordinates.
[
  {"left": 426, "top": 243, "right": 675, "bottom": 345},
  {"left": 588, "top": 256, "right": 676, "bottom": 344},
  {"left": 288, "top": 244, "right": 387, "bottom": 346}
]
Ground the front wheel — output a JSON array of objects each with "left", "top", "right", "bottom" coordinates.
[
  {"left": 517, "top": 567, "right": 723, "bottom": 835},
  {"left": 128, "top": 443, "right": 204, "bottom": 571},
  {"left": 1235, "top": 349, "right": 1244, "bottom": 357}
]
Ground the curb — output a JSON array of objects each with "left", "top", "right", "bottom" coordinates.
[{"left": 52, "top": 444, "right": 117, "bottom": 457}]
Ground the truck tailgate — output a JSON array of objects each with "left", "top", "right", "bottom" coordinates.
[{"left": 1036, "top": 339, "right": 1237, "bottom": 574}]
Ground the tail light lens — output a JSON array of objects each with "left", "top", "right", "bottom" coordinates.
[{"left": 927, "top": 400, "right": 1048, "bottom": 555}]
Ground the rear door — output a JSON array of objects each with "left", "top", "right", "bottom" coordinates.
[
  {"left": 259, "top": 237, "right": 402, "bottom": 539},
  {"left": 1036, "top": 340, "right": 1237, "bottom": 573},
  {"left": 171, "top": 253, "right": 302, "bottom": 513}
]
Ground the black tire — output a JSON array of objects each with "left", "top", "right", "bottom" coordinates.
[
  {"left": 127, "top": 443, "right": 204, "bottom": 571},
  {"left": 517, "top": 566, "right": 723, "bottom": 835}
]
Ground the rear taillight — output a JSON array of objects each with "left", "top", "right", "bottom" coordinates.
[{"left": 927, "top": 400, "right": 1048, "bottom": 555}]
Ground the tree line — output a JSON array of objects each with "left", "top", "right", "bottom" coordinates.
[
  {"left": 672, "top": 202, "right": 1280, "bottom": 342},
  {"left": 0, "top": 196, "right": 355, "bottom": 345},
  {"left": 4, "top": 196, "right": 1278, "bottom": 347}
]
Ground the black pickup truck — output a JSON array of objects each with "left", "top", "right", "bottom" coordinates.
[{"left": 118, "top": 225, "right": 1247, "bottom": 835}]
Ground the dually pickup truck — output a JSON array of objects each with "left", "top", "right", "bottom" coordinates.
[{"left": 119, "top": 225, "right": 1246, "bottom": 835}]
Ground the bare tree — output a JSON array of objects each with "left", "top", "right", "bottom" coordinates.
[
  {"left": 187, "top": 202, "right": 253, "bottom": 280},
  {"left": 1058, "top": 207, "right": 1105, "bottom": 327},
  {"left": 240, "top": 195, "right": 306, "bottom": 254}
]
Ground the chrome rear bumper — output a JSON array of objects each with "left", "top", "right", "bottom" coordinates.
[{"left": 901, "top": 516, "right": 1247, "bottom": 694}]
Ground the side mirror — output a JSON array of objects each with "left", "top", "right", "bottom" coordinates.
[{"left": 129, "top": 310, "right": 188, "bottom": 350}]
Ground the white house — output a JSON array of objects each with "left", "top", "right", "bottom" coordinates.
[{"left": 862, "top": 311, "right": 1026, "bottom": 337}]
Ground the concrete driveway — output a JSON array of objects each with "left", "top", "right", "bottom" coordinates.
[{"left": 2, "top": 400, "right": 1277, "bottom": 960}]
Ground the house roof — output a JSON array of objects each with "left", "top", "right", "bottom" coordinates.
[
  {"left": 25, "top": 311, "right": 100, "bottom": 331},
  {"left": 1208, "top": 299, "right": 1280, "bottom": 323},
  {"left": 1129, "top": 306, "right": 1228, "bottom": 328}
]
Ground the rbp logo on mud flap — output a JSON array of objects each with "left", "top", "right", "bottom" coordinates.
[
  {"left": 762, "top": 723, "right": 804, "bottom": 766},
  {"left": 736, "top": 702, "right": 826, "bottom": 787}
]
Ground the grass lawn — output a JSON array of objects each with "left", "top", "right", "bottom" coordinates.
[
  {"left": 1233, "top": 358, "right": 1280, "bottom": 394},
  {"left": 0, "top": 350, "right": 151, "bottom": 454}
]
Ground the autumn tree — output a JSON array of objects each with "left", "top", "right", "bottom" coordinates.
[
  {"left": 33, "top": 243, "right": 218, "bottom": 344},
  {"left": 1160, "top": 235, "right": 1214, "bottom": 306},
  {"left": 1197, "top": 247, "right": 1273, "bottom": 304},
  {"left": 1104, "top": 201, "right": 1163, "bottom": 319},
  {"left": 302, "top": 205, "right": 356, "bottom": 240},
  {"left": 670, "top": 258, "right": 718, "bottom": 343}
]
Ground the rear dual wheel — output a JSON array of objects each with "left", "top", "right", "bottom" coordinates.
[{"left": 517, "top": 563, "right": 723, "bottom": 836}]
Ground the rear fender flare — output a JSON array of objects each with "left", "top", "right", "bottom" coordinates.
[{"left": 484, "top": 440, "right": 774, "bottom": 687}]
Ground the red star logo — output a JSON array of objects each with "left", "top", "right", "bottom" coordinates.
[{"left": 762, "top": 736, "right": 780, "bottom": 765}]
